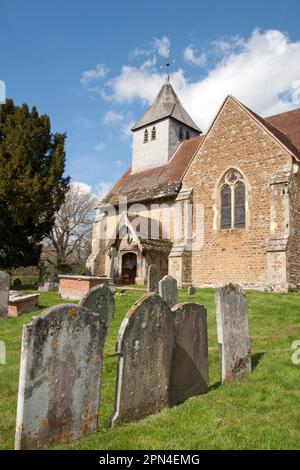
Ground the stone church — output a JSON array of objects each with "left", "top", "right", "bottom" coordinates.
[{"left": 87, "top": 80, "right": 300, "bottom": 292}]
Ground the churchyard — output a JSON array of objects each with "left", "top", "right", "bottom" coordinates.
[{"left": 0, "top": 283, "right": 300, "bottom": 450}]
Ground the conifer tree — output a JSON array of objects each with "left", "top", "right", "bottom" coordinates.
[{"left": 0, "top": 99, "right": 70, "bottom": 269}]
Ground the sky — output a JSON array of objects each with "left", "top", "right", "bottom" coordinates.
[{"left": 1, "top": 0, "right": 300, "bottom": 199}]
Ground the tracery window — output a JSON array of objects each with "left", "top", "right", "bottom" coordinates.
[{"left": 220, "top": 169, "right": 246, "bottom": 229}]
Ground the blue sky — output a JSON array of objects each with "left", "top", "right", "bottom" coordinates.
[{"left": 1, "top": 0, "right": 300, "bottom": 198}]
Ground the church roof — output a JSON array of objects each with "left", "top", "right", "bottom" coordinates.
[
  {"left": 131, "top": 82, "right": 201, "bottom": 133},
  {"left": 102, "top": 101, "right": 300, "bottom": 207},
  {"left": 265, "top": 108, "right": 300, "bottom": 157},
  {"left": 102, "top": 135, "right": 203, "bottom": 205}
]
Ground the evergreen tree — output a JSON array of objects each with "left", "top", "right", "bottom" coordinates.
[{"left": 0, "top": 99, "right": 70, "bottom": 269}]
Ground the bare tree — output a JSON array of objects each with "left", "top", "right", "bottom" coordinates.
[{"left": 43, "top": 184, "right": 98, "bottom": 270}]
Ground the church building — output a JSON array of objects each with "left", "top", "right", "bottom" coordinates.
[{"left": 87, "top": 79, "right": 300, "bottom": 292}]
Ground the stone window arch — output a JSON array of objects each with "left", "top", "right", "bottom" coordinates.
[
  {"left": 144, "top": 129, "right": 149, "bottom": 143},
  {"left": 151, "top": 126, "right": 156, "bottom": 140},
  {"left": 220, "top": 169, "right": 246, "bottom": 229}
]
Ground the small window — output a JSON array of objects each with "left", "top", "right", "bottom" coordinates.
[
  {"left": 186, "top": 130, "right": 190, "bottom": 140},
  {"left": 144, "top": 129, "right": 148, "bottom": 143},
  {"left": 179, "top": 127, "right": 183, "bottom": 141},
  {"left": 220, "top": 169, "right": 246, "bottom": 230},
  {"left": 151, "top": 126, "right": 156, "bottom": 140}
]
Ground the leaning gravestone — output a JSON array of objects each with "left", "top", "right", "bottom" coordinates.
[
  {"left": 15, "top": 303, "right": 106, "bottom": 449},
  {"left": 0, "top": 271, "right": 10, "bottom": 320},
  {"left": 147, "top": 264, "right": 160, "bottom": 293},
  {"left": 170, "top": 303, "right": 209, "bottom": 405},
  {"left": 80, "top": 284, "right": 115, "bottom": 336},
  {"left": 216, "top": 284, "right": 251, "bottom": 383},
  {"left": 159, "top": 275, "right": 178, "bottom": 309},
  {"left": 111, "top": 294, "right": 175, "bottom": 426}
]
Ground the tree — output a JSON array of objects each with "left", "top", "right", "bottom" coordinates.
[
  {"left": 0, "top": 99, "right": 70, "bottom": 269},
  {"left": 42, "top": 184, "right": 98, "bottom": 272}
]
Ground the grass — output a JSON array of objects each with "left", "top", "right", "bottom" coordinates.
[{"left": 0, "top": 288, "right": 300, "bottom": 450}]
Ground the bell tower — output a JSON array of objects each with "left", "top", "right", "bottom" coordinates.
[{"left": 130, "top": 80, "right": 201, "bottom": 174}]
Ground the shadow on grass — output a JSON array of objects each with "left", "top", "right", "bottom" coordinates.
[{"left": 251, "top": 352, "right": 266, "bottom": 371}]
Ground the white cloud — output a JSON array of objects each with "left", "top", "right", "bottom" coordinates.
[
  {"left": 94, "top": 142, "right": 106, "bottom": 152},
  {"left": 183, "top": 44, "right": 206, "bottom": 66},
  {"left": 114, "top": 160, "right": 123, "bottom": 168},
  {"left": 96, "top": 181, "right": 113, "bottom": 201},
  {"left": 121, "top": 119, "right": 136, "bottom": 138},
  {"left": 103, "top": 29, "right": 300, "bottom": 131},
  {"left": 103, "top": 110, "right": 124, "bottom": 124},
  {"left": 71, "top": 181, "right": 92, "bottom": 194},
  {"left": 153, "top": 36, "right": 170, "bottom": 58},
  {"left": 80, "top": 63, "right": 110, "bottom": 87}
]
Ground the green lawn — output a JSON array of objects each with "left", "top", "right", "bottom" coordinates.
[{"left": 0, "top": 288, "right": 300, "bottom": 450}]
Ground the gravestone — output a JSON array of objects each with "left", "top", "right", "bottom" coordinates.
[
  {"left": 170, "top": 303, "right": 209, "bottom": 405},
  {"left": 188, "top": 286, "right": 196, "bottom": 296},
  {"left": 0, "top": 271, "right": 10, "bottom": 320},
  {"left": 80, "top": 284, "right": 115, "bottom": 335},
  {"left": 159, "top": 275, "right": 178, "bottom": 308},
  {"left": 216, "top": 284, "right": 251, "bottom": 383},
  {"left": 111, "top": 294, "right": 175, "bottom": 426},
  {"left": 15, "top": 303, "right": 106, "bottom": 449},
  {"left": 147, "top": 264, "right": 160, "bottom": 293}
]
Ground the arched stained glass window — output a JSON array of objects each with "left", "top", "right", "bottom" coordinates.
[
  {"left": 221, "top": 184, "right": 232, "bottom": 229},
  {"left": 234, "top": 180, "right": 246, "bottom": 228},
  {"left": 220, "top": 169, "right": 246, "bottom": 230}
]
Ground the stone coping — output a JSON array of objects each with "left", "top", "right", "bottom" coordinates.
[
  {"left": 9, "top": 292, "right": 40, "bottom": 302},
  {"left": 58, "top": 275, "right": 111, "bottom": 281}
]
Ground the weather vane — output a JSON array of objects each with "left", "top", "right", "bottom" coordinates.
[{"left": 161, "top": 49, "right": 175, "bottom": 82}]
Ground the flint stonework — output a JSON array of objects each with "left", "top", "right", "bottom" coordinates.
[
  {"left": 15, "top": 304, "right": 106, "bottom": 449},
  {"left": 216, "top": 284, "right": 251, "bottom": 383},
  {"left": 80, "top": 284, "right": 115, "bottom": 335},
  {"left": 170, "top": 303, "right": 209, "bottom": 405},
  {"left": 0, "top": 271, "right": 10, "bottom": 319},
  {"left": 147, "top": 264, "right": 160, "bottom": 293},
  {"left": 159, "top": 275, "right": 178, "bottom": 309},
  {"left": 111, "top": 294, "right": 175, "bottom": 426}
]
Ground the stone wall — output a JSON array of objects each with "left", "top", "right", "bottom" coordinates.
[
  {"left": 288, "top": 168, "right": 300, "bottom": 288},
  {"left": 182, "top": 96, "right": 293, "bottom": 291}
]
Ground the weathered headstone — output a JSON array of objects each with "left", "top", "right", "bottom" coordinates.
[
  {"left": 80, "top": 284, "right": 115, "bottom": 335},
  {"left": 0, "top": 271, "right": 10, "bottom": 320},
  {"left": 188, "top": 286, "right": 196, "bottom": 296},
  {"left": 216, "top": 284, "right": 251, "bottom": 383},
  {"left": 111, "top": 294, "right": 175, "bottom": 426},
  {"left": 15, "top": 303, "right": 106, "bottom": 449},
  {"left": 159, "top": 275, "right": 178, "bottom": 308},
  {"left": 147, "top": 264, "right": 160, "bottom": 293},
  {"left": 170, "top": 303, "right": 209, "bottom": 405}
]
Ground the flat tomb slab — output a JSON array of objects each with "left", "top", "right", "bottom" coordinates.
[
  {"left": 8, "top": 293, "right": 39, "bottom": 317},
  {"left": 58, "top": 275, "right": 111, "bottom": 300}
]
